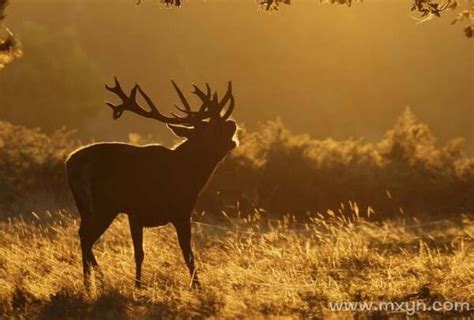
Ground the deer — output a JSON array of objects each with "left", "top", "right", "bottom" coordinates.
[{"left": 66, "top": 77, "right": 237, "bottom": 290}]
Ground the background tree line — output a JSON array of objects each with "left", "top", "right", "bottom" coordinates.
[{"left": 0, "top": 108, "right": 472, "bottom": 220}]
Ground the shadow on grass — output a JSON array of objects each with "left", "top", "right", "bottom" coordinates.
[
  {"left": 38, "top": 288, "right": 129, "bottom": 320},
  {"left": 36, "top": 286, "right": 223, "bottom": 319}
]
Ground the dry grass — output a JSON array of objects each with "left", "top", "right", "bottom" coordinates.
[{"left": 0, "top": 208, "right": 472, "bottom": 319}]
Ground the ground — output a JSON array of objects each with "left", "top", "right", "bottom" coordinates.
[{"left": 0, "top": 208, "right": 472, "bottom": 319}]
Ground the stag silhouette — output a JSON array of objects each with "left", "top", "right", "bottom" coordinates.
[{"left": 66, "top": 78, "right": 237, "bottom": 289}]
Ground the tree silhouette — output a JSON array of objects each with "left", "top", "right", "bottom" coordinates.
[
  {"left": 0, "top": 0, "right": 471, "bottom": 71},
  {"left": 410, "top": 0, "right": 473, "bottom": 37},
  {"left": 0, "top": 0, "right": 21, "bottom": 69},
  {"left": 140, "top": 0, "right": 473, "bottom": 37}
]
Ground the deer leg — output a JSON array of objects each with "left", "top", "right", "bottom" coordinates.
[
  {"left": 79, "top": 219, "right": 94, "bottom": 291},
  {"left": 78, "top": 215, "right": 114, "bottom": 291},
  {"left": 174, "top": 220, "right": 200, "bottom": 288},
  {"left": 79, "top": 245, "right": 92, "bottom": 290},
  {"left": 128, "top": 216, "right": 144, "bottom": 288}
]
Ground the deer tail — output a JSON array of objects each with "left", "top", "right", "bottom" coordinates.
[{"left": 65, "top": 154, "right": 94, "bottom": 219}]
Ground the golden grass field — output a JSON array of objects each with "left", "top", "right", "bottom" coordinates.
[{"left": 0, "top": 207, "right": 472, "bottom": 319}]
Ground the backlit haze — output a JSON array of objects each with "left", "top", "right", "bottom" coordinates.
[{"left": 1, "top": 0, "right": 472, "bottom": 150}]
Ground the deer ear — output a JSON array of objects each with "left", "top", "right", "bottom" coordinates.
[{"left": 167, "top": 124, "right": 194, "bottom": 138}]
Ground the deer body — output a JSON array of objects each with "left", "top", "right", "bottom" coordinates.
[
  {"left": 68, "top": 141, "right": 224, "bottom": 227},
  {"left": 66, "top": 79, "right": 237, "bottom": 289}
]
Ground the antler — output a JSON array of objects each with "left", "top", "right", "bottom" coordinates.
[
  {"left": 216, "top": 82, "right": 235, "bottom": 121},
  {"left": 183, "top": 81, "right": 234, "bottom": 121},
  {"left": 105, "top": 77, "right": 235, "bottom": 126}
]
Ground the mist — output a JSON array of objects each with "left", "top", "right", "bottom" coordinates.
[{"left": 1, "top": 0, "right": 473, "bottom": 150}]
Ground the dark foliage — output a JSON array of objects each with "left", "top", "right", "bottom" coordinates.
[
  {"left": 202, "top": 108, "right": 474, "bottom": 219},
  {"left": 0, "top": 0, "right": 22, "bottom": 68},
  {"left": 134, "top": 0, "right": 472, "bottom": 37},
  {"left": 0, "top": 108, "right": 472, "bottom": 220},
  {"left": 0, "top": 121, "right": 77, "bottom": 215}
]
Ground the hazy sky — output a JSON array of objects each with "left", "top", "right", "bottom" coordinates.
[{"left": 3, "top": 0, "right": 474, "bottom": 150}]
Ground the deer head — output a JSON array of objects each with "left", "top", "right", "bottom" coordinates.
[{"left": 105, "top": 77, "right": 238, "bottom": 157}]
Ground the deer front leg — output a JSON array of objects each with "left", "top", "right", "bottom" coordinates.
[
  {"left": 129, "top": 216, "right": 144, "bottom": 288},
  {"left": 173, "top": 219, "right": 200, "bottom": 288}
]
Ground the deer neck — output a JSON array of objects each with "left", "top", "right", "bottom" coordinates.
[{"left": 175, "top": 140, "right": 223, "bottom": 192}]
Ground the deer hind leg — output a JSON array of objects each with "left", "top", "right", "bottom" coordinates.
[
  {"left": 128, "top": 216, "right": 144, "bottom": 288},
  {"left": 79, "top": 214, "right": 115, "bottom": 291},
  {"left": 173, "top": 219, "right": 200, "bottom": 288}
]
